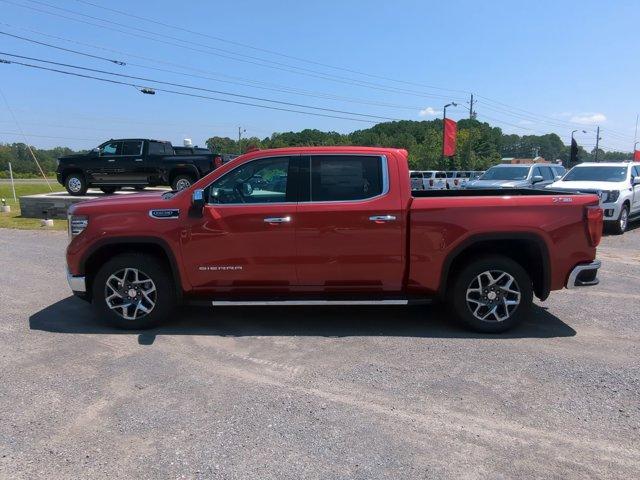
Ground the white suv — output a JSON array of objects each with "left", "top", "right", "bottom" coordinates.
[{"left": 547, "top": 162, "right": 640, "bottom": 234}]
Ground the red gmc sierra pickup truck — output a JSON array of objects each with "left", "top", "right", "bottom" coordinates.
[{"left": 65, "top": 146, "right": 603, "bottom": 332}]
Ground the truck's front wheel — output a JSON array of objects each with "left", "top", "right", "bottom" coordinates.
[
  {"left": 449, "top": 255, "right": 532, "bottom": 333},
  {"left": 92, "top": 254, "right": 176, "bottom": 329}
]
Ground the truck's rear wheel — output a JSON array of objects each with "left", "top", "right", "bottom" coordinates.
[
  {"left": 92, "top": 254, "right": 176, "bottom": 329},
  {"left": 172, "top": 174, "right": 194, "bottom": 191},
  {"left": 65, "top": 173, "right": 87, "bottom": 196},
  {"left": 449, "top": 255, "right": 532, "bottom": 333}
]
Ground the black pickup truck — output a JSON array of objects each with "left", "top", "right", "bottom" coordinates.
[{"left": 56, "top": 138, "right": 222, "bottom": 195}]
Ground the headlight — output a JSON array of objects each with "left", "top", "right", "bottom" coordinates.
[
  {"left": 68, "top": 215, "right": 88, "bottom": 238},
  {"left": 601, "top": 190, "right": 620, "bottom": 203}
]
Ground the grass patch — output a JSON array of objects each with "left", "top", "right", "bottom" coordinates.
[
  {"left": 0, "top": 181, "right": 67, "bottom": 231},
  {"left": 0, "top": 182, "right": 63, "bottom": 202}
]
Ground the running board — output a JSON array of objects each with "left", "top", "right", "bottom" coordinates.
[{"left": 208, "top": 299, "right": 430, "bottom": 306}]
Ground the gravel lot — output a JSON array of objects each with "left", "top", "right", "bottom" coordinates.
[{"left": 1, "top": 225, "right": 639, "bottom": 479}]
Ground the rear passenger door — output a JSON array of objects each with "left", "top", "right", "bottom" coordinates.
[
  {"left": 294, "top": 154, "right": 404, "bottom": 292},
  {"left": 112, "top": 140, "right": 145, "bottom": 184}
]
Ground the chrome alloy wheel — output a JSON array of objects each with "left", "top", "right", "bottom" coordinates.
[
  {"left": 105, "top": 268, "right": 157, "bottom": 321},
  {"left": 67, "top": 177, "right": 82, "bottom": 193},
  {"left": 465, "top": 270, "right": 521, "bottom": 322},
  {"left": 175, "top": 178, "right": 191, "bottom": 190}
]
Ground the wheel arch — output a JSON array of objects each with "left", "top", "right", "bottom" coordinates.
[
  {"left": 80, "top": 237, "right": 184, "bottom": 302},
  {"left": 168, "top": 165, "right": 200, "bottom": 185},
  {"left": 439, "top": 232, "right": 551, "bottom": 301},
  {"left": 60, "top": 168, "right": 85, "bottom": 183}
]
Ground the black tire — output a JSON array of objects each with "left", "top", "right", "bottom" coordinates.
[
  {"left": 64, "top": 172, "right": 88, "bottom": 196},
  {"left": 92, "top": 253, "right": 176, "bottom": 330},
  {"left": 609, "top": 204, "right": 629, "bottom": 235},
  {"left": 100, "top": 187, "right": 117, "bottom": 194},
  {"left": 448, "top": 255, "right": 533, "bottom": 333},
  {"left": 134, "top": 186, "right": 145, "bottom": 191},
  {"left": 171, "top": 174, "right": 195, "bottom": 191}
]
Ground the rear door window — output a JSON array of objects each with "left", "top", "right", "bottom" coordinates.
[
  {"left": 308, "top": 155, "right": 383, "bottom": 202},
  {"left": 540, "top": 166, "right": 554, "bottom": 181},
  {"left": 149, "top": 141, "right": 171, "bottom": 155},
  {"left": 122, "top": 140, "right": 143, "bottom": 156}
]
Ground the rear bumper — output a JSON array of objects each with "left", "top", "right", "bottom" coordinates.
[{"left": 566, "top": 260, "right": 601, "bottom": 289}]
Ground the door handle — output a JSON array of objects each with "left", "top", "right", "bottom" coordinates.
[
  {"left": 134, "top": 158, "right": 143, "bottom": 162},
  {"left": 263, "top": 216, "right": 291, "bottom": 224},
  {"left": 369, "top": 215, "right": 396, "bottom": 223},
  {"left": 107, "top": 159, "right": 115, "bottom": 162}
]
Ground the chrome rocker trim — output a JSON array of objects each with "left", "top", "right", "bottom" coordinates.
[{"left": 566, "top": 260, "right": 601, "bottom": 289}]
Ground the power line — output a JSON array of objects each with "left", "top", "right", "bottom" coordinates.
[
  {"left": 0, "top": 25, "right": 443, "bottom": 111},
  {"left": 4, "top": 0, "right": 635, "bottom": 140},
  {"left": 72, "top": 0, "right": 470, "bottom": 95},
  {"left": 0, "top": 131, "right": 100, "bottom": 141},
  {"left": 4, "top": 0, "right": 468, "bottom": 101},
  {"left": 0, "top": 52, "right": 403, "bottom": 122},
  {"left": 0, "top": 57, "right": 389, "bottom": 124},
  {"left": 0, "top": 86, "right": 53, "bottom": 188},
  {"left": 0, "top": 30, "right": 125, "bottom": 65},
  {"left": 67, "top": 0, "right": 638, "bottom": 140}
]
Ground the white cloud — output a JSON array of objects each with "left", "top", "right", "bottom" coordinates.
[
  {"left": 570, "top": 113, "right": 607, "bottom": 125},
  {"left": 418, "top": 106, "right": 442, "bottom": 117}
]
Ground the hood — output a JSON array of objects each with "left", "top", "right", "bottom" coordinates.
[
  {"left": 465, "top": 179, "right": 529, "bottom": 189},
  {"left": 69, "top": 191, "right": 175, "bottom": 214},
  {"left": 548, "top": 180, "right": 625, "bottom": 192}
]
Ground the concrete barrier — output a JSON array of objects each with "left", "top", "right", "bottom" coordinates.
[{"left": 19, "top": 188, "right": 169, "bottom": 219}]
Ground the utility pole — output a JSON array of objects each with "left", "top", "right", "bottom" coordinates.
[
  {"left": 237, "top": 126, "right": 246, "bottom": 155},
  {"left": 469, "top": 93, "right": 476, "bottom": 120},
  {"left": 594, "top": 126, "right": 601, "bottom": 162}
]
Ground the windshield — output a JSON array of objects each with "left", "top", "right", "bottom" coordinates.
[
  {"left": 479, "top": 166, "right": 530, "bottom": 181},
  {"left": 562, "top": 166, "right": 628, "bottom": 182}
]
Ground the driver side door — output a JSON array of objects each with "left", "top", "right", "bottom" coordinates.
[{"left": 182, "top": 155, "right": 299, "bottom": 293}]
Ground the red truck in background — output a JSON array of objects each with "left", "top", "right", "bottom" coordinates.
[{"left": 65, "top": 146, "right": 603, "bottom": 333}]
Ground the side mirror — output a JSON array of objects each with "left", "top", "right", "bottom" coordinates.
[
  {"left": 633, "top": 177, "right": 640, "bottom": 186},
  {"left": 91, "top": 148, "right": 100, "bottom": 156},
  {"left": 191, "top": 188, "right": 205, "bottom": 210},
  {"left": 531, "top": 175, "right": 544, "bottom": 184},
  {"left": 554, "top": 175, "right": 563, "bottom": 181}
]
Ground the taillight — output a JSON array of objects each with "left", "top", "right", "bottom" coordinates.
[
  {"left": 586, "top": 205, "right": 603, "bottom": 247},
  {"left": 213, "top": 156, "right": 223, "bottom": 168},
  {"left": 429, "top": 179, "right": 434, "bottom": 186}
]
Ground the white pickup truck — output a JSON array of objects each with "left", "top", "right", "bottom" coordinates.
[{"left": 548, "top": 162, "right": 640, "bottom": 234}]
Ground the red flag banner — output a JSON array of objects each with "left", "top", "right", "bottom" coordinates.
[
  {"left": 634, "top": 149, "right": 640, "bottom": 161},
  {"left": 443, "top": 118, "right": 457, "bottom": 157}
]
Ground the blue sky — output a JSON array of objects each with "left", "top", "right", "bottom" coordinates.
[{"left": 0, "top": 0, "right": 638, "bottom": 151}]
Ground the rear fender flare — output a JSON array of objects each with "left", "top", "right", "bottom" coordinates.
[{"left": 438, "top": 232, "right": 551, "bottom": 300}]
